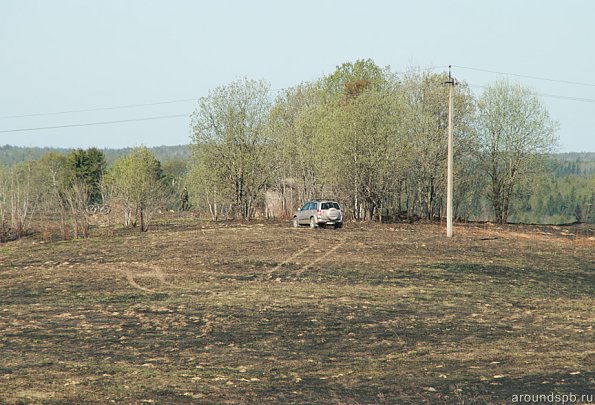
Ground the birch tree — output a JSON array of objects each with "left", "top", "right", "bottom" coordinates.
[
  {"left": 190, "top": 78, "right": 273, "bottom": 220},
  {"left": 400, "top": 70, "right": 477, "bottom": 220},
  {"left": 108, "top": 147, "right": 167, "bottom": 232},
  {"left": 269, "top": 81, "right": 328, "bottom": 215},
  {"left": 477, "top": 80, "right": 558, "bottom": 223},
  {"left": 320, "top": 88, "right": 413, "bottom": 220},
  {"left": 0, "top": 162, "right": 45, "bottom": 240}
]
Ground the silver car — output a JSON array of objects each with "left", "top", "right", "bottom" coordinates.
[{"left": 292, "top": 200, "right": 343, "bottom": 229}]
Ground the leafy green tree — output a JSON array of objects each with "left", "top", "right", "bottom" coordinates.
[
  {"left": 107, "top": 147, "right": 167, "bottom": 232},
  {"left": 322, "top": 59, "right": 390, "bottom": 100},
  {"left": 186, "top": 161, "right": 227, "bottom": 220},
  {"left": 34, "top": 151, "right": 106, "bottom": 238},
  {"left": 477, "top": 80, "right": 558, "bottom": 223},
  {"left": 399, "top": 70, "right": 478, "bottom": 221},
  {"left": 319, "top": 87, "right": 413, "bottom": 220},
  {"left": 190, "top": 77, "right": 274, "bottom": 220},
  {"left": 269, "top": 81, "right": 327, "bottom": 215},
  {"left": 291, "top": 59, "right": 413, "bottom": 220}
]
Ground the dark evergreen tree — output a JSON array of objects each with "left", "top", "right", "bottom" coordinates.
[{"left": 65, "top": 148, "right": 106, "bottom": 204}]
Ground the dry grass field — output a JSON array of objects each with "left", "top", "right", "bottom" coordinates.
[{"left": 1, "top": 216, "right": 593, "bottom": 404}]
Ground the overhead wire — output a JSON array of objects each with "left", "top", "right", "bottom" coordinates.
[
  {"left": 0, "top": 65, "right": 593, "bottom": 134},
  {"left": 2, "top": 66, "right": 449, "bottom": 121},
  {"left": 0, "top": 114, "right": 188, "bottom": 133},
  {"left": 453, "top": 65, "right": 595, "bottom": 88},
  {"left": 467, "top": 83, "right": 595, "bottom": 103},
  {"left": 0, "top": 98, "right": 197, "bottom": 120}
]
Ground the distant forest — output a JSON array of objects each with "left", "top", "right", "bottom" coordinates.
[
  {"left": 1, "top": 144, "right": 593, "bottom": 225},
  {"left": 0, "top": 144, "right": 191, "bottom": 166},
  {"left": 513, "top": 152, "right": 594, "bottom": 224}
]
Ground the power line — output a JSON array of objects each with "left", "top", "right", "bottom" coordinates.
[
  {"left": 0, "top": 98, "right": 197, "bottom": 120},
  {"left": 4, "top": 68, "right": 444, "bottom": 122},
  {"left": 2, "top": 88, "right": 593, "bottom": 135},
  {"left": 537, "top": 93, "right": 595, "bottom": 103},
  {"left": 468, "top": 83, "right": 595, "bottom": 103},
  {"left": 0, "top": 114, "right": 188, "bottom": 133},
  {"left": 1, "top": 65, "right": 593, "bottom": 134},
  {"left": 454, "top": 65, "right": 595, "bottom": 88}
]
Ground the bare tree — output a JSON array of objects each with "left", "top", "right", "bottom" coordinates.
[
  {"left": 0, "top": 162, "right": 44, "bottom": 241},
  {"left": 63, "top": 178, "right": 90, "bottom": 238}
]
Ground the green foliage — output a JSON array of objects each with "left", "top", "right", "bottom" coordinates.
[
  {"left": 36, "top": 152, "right": 69, "bottom": 194},
  {"left": 107, "top": 147, "right": 169, "bottom": 231},
  {"left": 269, "top": 81, "right": 327, "bottom": 209},
  {"left": 0, "top": 145, "right": 70, "bottom": 166},
  {"left": 189, "top": 77, "right": 274, "bottom": 219},
  {"left": 477, "top": 80, "right": 559, "bottom": 223},
  {"left": 399, "top": 70, "right": 478, "bottom": 220},
  {"left": 1, "top": 60, "right": 594, "bottom": 230},
  {"left": 161, "top": 159, "right": 189, "bottom": 208},
  {"left": 0, "top": 145, "right": 190, "bottom": 167},
  {"left": 322, "top": 59, "right": 392, "bottom": 100},
  {"left": 319, "top": 87, "right": 414, "bottom": 219},
  {"left": 511, "top": 165, "right": 595, "bottom": 224},
  {"left": 65, "top": 148, "right": 106, "bottom": 204}
]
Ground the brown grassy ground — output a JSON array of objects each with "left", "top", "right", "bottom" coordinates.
[{"left": 0, "top": 217, "right": 593, "bottom": 404}]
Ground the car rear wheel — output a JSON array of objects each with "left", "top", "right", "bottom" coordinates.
[{"left": 309, "top": 217, "right": 316, "bottom": 228}]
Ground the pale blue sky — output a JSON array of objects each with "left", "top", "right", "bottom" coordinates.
[{"left": 1, "top": 0, "right": 594, "bottom": 152}]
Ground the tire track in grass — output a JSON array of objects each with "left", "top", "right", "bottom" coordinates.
[
  {"left": 268, "top": 244, "right": 314, "bottom": 276},
  {"left": 124, "top": 270, "right": 157, "bottom": 293},
  {"left": 119, "top": 263, "right": 175, "bottom": 293},
  {"left": 296, "top": 240, "right": 344, "bottom": 276}
]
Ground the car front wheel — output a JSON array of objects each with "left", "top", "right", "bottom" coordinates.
[{"left": 292, "top": 217, "right": 299, "bottom": 228}]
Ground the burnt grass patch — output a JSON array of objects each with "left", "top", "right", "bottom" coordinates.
[{"left": 0, "top": 219, "right": 593, "bottom": 404}]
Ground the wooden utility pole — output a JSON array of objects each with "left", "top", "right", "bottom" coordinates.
[{"left": 446, "top": 66, "right": 455, "bottom": 238}]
